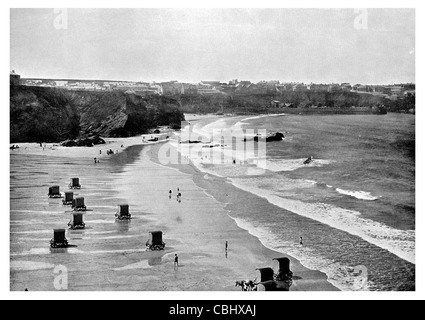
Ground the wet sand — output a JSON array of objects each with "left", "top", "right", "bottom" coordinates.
[
  {"left": 10, "top": 132, "right": 338, "bottom": 291},
  {"left": 144, "top": 142, "right": 338, "bottom": 291}
]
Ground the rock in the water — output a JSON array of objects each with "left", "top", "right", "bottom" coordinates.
[
  {"left": 266, "top": 132, "right": 285, "bottom": 142},
  {"left": 253, "top": 132, "right": 285, "bottom": 142}
]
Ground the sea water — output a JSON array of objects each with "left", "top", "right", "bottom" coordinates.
[{"left": 184, "top": 113, "right": 415, "bottom": 291}]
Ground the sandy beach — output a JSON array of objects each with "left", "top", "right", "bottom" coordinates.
[{"left": 10, "top": 115, "right": 338, "bottom": 291}]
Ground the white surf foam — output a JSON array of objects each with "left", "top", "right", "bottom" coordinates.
[
  {"left": 230, "top": 178, "right": 415, "bottom": 265},
  {"left": 234, "top": 113, "right": 286, "bottom": 129},
  {"left": 175, "top": 115, "right": 415, "bottom": 265},
  {"left": 230, "top": 216, "right": 372, "bottom": 291},
  {"left": 336, "top": 188, "right": 380, "bottom": 201},
  {"left": 259, "top": 158, "right": 334, "bottom": 172}
]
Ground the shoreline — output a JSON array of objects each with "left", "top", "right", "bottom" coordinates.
[
  {"left": 16, "top": 112, "right": 418, "bottom": 291},
  {"left": 10, "top": 122, "right": 339, "bottom": 291},
  {"left": 11, "top": 112, "right": 415, "bottom": 291},
  {"left": 163, "top": 113, "right": 415, "bottom": 290},
  {"left": 147, "top": 142, "right": 339, "bottom": 291}
]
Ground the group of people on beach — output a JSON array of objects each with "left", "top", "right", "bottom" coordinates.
[
  {"left": 94, "top": 147, "right": 124, "bottom": 163},
  {"left": 169, "top": 188, "right": 182, "bottom": 203}
]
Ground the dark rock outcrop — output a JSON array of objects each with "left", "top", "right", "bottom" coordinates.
[
  {"left": 10, "top": 86, "right": 80, "bottom": 143},
  {"left": 266, "top": 132, "right": 285, "bottom": 142},
  {"left": 253, "top": 132, "right": 285, "bottom": 142},
  {"left": 10, "top": 86, "right": 185, "bottom": 143},
  {"left": 61, "top": 136, "right": 105, "bottom": 147}
]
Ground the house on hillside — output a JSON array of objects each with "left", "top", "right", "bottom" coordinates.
[
  {"left": 404, "top": 90, "right": 415, "bottom": 97},
  {"left": 200, "top": 81, "right": 221, "bottom": 87},
  {"left": 293, "top": 83, "right": 308, "bottom": 91},
  {"left": 341, "top": 83, "right": 352, "bottom": 91},
  {"left": 271, "top": 100, "right": 281, "bottom": 108},
  {"left": 10, "top": 70, "right": 20, "bottom": 86},
  {"left": 161, "top": 81, "right": 182, "bottom": 95},
  {"left": 198, "top": 88, "right": 223, "bottom": 95}
]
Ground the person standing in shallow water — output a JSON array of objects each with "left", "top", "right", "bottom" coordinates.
[
  {"left": 300, "top": 237, "right": 303, "bottom": 246},
  {"left": 174, "top": 254, "right": 179, "bottom": 270}
]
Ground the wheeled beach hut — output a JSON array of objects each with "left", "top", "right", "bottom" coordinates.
[
  {"left": 62, "top": 191, "right": 74, "bottom": 205},
  {"left": 72, "top": 197, "right": 87, "bottom": 211},
  {"left": 146, "top": 231, "right": 165, "bottom": 251},
  {"left": 50, "top": 229, "right": 69, "bottom": 248},
  {"left": 68, "top": 212, "right": 85, "bottom": 230},
  {"left": 273, "top": 257, "right": 293, "bottom": 289},
  {"left": 48, "top": 186, "right": 62, "bottom": 198},
  {"left": 255, "top": 267, "right": 276, "bottom": 291},
  {"left": 273, "top": 257, "right": 293, "bottom": 279},
  {"left": 256, "top": 267, "right": 274, "bottom": 283},
  {"left": 69, "top": 178, "right": 81, "bottom": 189},
  {"left": 255, "top": 257, "right": 293, "bottom": 291},
  {"left": 115, "top": 204, "right": 131, "bottom": 220}
]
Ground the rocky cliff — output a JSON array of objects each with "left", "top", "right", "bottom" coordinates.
[{"left": 10, "top": 86, "right": 185, "bottom": 143}]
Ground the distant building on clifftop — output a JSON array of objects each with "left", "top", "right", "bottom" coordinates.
[{"left": 10, "top": 70, "right": 21, "bottom": 86}]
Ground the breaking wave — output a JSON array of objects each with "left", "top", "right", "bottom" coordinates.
[
  {"left": 336, "top": 188, "right": 380, "bottom": 201},
  {"left": 230, "top": 178, "right": 415, "bottom": 265}
]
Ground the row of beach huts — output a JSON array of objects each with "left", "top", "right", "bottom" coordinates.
[
  {"left": 47, "top": 178, "right": 165, "bottom": 251},
  {"left": 47, "top": 178, "right": 293, "bottom": 291}
]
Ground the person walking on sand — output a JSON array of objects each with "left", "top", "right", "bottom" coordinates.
[
  {"left": 169, "top": 190, "right": 172, "bottom": 199},
  {"left": 174, "top": 254, "right": 179, "bottom": 270}
]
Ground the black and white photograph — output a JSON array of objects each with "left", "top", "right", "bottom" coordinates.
[{"left": 3, "top": 1, "right": 423, "bottom": 301}]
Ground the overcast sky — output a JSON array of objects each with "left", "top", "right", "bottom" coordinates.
[{"left": 10, "top": 8, "right": 415, "bottom": 84}]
